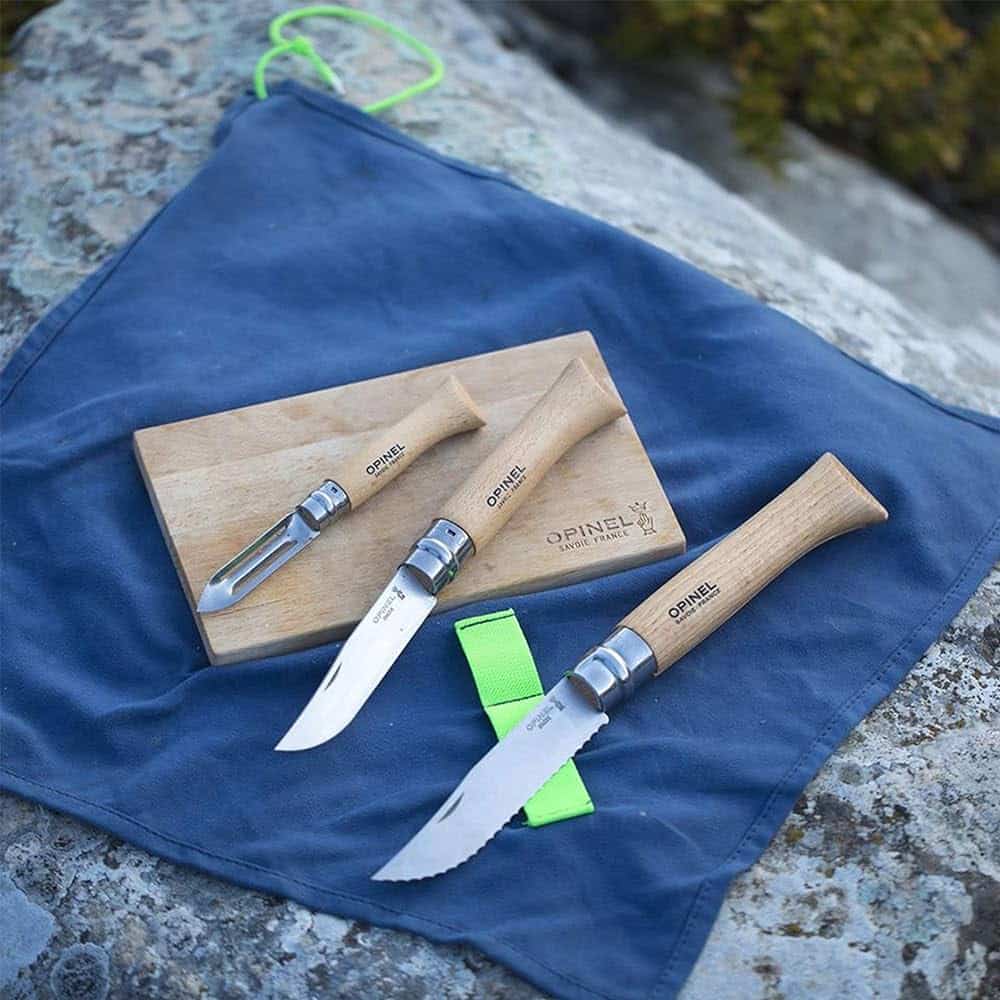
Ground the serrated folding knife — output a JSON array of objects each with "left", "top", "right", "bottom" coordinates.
[
  {"left": 372, "top": 453, "right": 887, "bottom": 880},
  {"left": 197, "top": 375, "right": 485, "bottom": 612},
  {"left": 275, "top": 356, "right": 627, "bottom": 751}
]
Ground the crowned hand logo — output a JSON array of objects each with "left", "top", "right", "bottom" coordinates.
[{"left": 629, "top": 500, "right": 656, "bottom": 536}]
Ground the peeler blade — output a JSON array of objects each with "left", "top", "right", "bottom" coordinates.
[{"left": 196, "top": 511, "right": 320, "bottom": 613}]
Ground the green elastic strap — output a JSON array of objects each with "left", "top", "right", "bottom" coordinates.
[
  {"left": 454, "top": 610, "right": 594, "bottom": 828},
  {"left": 254, "top": 5, "right": 445, "bottom": 113}
]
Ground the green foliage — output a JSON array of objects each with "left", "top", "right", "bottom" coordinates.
[
  {"left": 963, "top": 18, "right": 1000, "bottom": 200},
  {"left": 615, "top": 0, "right": 1000, "bottom": 210}
]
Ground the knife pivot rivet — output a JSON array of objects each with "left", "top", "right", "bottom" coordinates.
[
  {"left": 567, "top": 627, "right": 657, "bottom": 712},
  {"left": 402, "top": 519, "right": 474, "bottom": 595}
]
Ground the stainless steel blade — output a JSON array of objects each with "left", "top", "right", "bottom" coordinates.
[
  {"left": 197, "top": 511, "right": 319, "bottom": 613},
  {"left": 372, "top": 677, "right": 608, "bottom": 881},
  {"left": 274, "top": 566, "right": 437, "bottom": 752}
]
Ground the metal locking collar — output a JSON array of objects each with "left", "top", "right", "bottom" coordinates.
[
  {"left": 402, "top": 519, "right": 474, "bottom": 595},
  {"left": 567, "top": 627, "right": 657, "bottom": 712},
  {"left": 296, "top": 480, "right": 350, "bottom": 531}
]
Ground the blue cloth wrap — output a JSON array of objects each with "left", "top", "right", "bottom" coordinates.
[{"left": 3, "top": 82, "right": 999, "bottom": 1000}]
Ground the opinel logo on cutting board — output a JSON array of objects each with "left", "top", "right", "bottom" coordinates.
[
  {"left": 667, "top": 581, "right": 720, "bottom": 624},
  {"left": 629, "top": 500, "right": 656, "bottom": 536},
  {"left": 545, "top": 501, "right": 658, "bottom": 552},
  {"left": 485, "top": 464, "right": 527, "bottom": 508},
  {"left": 366, "top": 443, "right": 407, "bottom": 477}
]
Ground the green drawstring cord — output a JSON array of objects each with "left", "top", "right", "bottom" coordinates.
[{"left": 254, "top": 5, "right": 444, "bottom": 114}]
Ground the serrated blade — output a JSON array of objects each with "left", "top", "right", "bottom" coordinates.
[
  {"left": 274, "top": 566, "right": 436, "bottom": 752},
  {"left": 372, "top": 678, "right": 607, "bottom": 881},
  {"left": 197, "top": 511, "right": 319, "bottom": 613}
]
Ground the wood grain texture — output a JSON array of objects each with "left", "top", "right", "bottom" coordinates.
[
  {"left": 440, "top": 357, "right": 626, "bottom": 550},
  {"left": 335, "top": 374, "right": 485, "bottom": 507},
  {"left": 134, "top": 332, "right": 686, "bottom": 664},
  {"left": 621, "top": 453, "right": 888, "bottom": 673}
]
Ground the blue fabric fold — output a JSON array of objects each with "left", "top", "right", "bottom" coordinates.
[{"left": 3, "top": 82, "right": 998, "bottom": 1000}]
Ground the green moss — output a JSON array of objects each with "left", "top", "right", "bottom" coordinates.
[{"left": 614, "top": 1, "right": 999, "bottom": 220}]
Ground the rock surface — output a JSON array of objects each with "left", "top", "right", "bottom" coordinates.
[{"left": 1, "top": 2, "right": 997, "bottom": 998}]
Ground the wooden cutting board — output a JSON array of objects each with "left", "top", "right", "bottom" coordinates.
[{"left": 134, "top": 332, "right": 685, "bottom": 664}]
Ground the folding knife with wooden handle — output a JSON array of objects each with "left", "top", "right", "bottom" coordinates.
[
  {"left": 373, "top": 453, "right": 887, "bottom": 881},
  {"left": 197, "top": 375, "right": 485, "bottom": 612},
  {"left": 276, "top": 357, "right": 627, "bottom": 751}
]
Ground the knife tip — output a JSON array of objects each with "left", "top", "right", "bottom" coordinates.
[
  {"left": 369, "top": 860, "right": 443, "bottom": 883},
  {"left": 370, "top": 859, "right": 410, "bottom": 882},
  {"left": 196, "top": 586, "right": 231, "bottom": 614},
  {"left": 195, "top": 580, "right": 238, "bottom": 615},
  {"left": 273, "top": 726, "right": 326, "bottom": 752},
  {"left": 273, "top": 689, "right": 357, "bottom": 751}
]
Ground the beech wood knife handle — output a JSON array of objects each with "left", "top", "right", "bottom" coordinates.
[
  {"left": 439, "top": 357, "right": 626, "bottom": 552},
  {"left": 620, "top": 453, "right": 887, "bottom": 676},
  {"left": 336, "top": 375, "right": 485, "bottom": 508}
]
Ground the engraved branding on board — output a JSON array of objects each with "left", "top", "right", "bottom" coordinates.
[
  {"left": 367, "top": 443, "right": 406, "bottom": 477},
  {"left": 667, "top": 581, "right": 720, "bottom": 624},
  {"left": 545, "top": 501, "right": 658, "bottom": 552},
  {"left": 485, "top": 464, "right": 527, "bottom": 509},
  {"left": 629, "top": 500, "right": 656, "bottom": 536}
]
